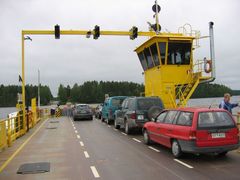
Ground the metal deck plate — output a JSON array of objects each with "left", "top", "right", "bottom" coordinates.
[
  {"left": 17, "top": 162, "right": 50, "bottom": 174},
  {"left": 46, "top": 127, "right": 57, "bottom": 129},
  {"left": 49, "top": 120, "right": 59, "bottom": 123}
]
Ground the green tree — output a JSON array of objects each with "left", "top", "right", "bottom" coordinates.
[{"left": 58, "top": 84, "right": 68, "bottom": 104}]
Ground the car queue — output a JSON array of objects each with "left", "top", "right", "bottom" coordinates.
[
  {"left": 96, "top": 96, "right": 240, "bottom": 158},
  {"left": 64, "top": 95, "right": 239, "bottom": 158}
]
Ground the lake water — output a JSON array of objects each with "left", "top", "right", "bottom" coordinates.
[{"left": 0, "top": 96, "right": 239, "bottom": 119}]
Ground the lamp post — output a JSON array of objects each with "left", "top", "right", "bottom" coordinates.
[
  {"left": 38, "top": 69, "right": 41, "bottom": 108},
  {"left": 21, "top": 34, "right": 32, "bottom": 133}
]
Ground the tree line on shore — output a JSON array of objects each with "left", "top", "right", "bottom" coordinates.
[
  {"left": 57, "top": 81, "right": 144, "bottom": 104},
  {"left": 0, "top": 82, "right": 239, "bottom": 107},
  {"left": 0, "top": 84, "right": 52, "bottom": 107},
  {"left": 58, "top": 82, "right": 240, "bottom": 104}
]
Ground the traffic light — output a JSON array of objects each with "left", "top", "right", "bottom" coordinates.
[
  {"left": 54, "top": 24, "right": 60, "bottom": 39},
  {"left": 151, "top": 24, "right": 161, "bottom": 32},
  {"left": 93, "top": 25, "right": 100, "bottom": 39},
  {"left": 130, "top": 26, "right": 138, "bottom": 40}
]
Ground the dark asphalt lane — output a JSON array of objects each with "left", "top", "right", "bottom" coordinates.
[
  {"left": 1, "top": 117, "right": 239, "bottom": 180},
  {"left": 72, "top": 118, "right": 240, "bottom": 180}
]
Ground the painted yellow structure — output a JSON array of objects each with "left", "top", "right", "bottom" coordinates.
[
  {"left": 0, "top": 102, "right": 50, "bottom": 151},
  {"left": 135, "top": 33, "right": 213, "bottom": 108},
  {"left": 20, "top": 28, "right": 214, "bottom": 114},
  {"left": 20, "top": 1, "right": 215, "bottom": 124}
]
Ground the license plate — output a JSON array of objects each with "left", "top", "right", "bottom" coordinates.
[
  {"left": 80, "top": 110, "right": 86, "bottom": 113},
  {"left": 137, "top": 115, "right": 144, "bottom": 120},
  {"left": 211, "top": 133, "right": 225, "bottom": 138}
]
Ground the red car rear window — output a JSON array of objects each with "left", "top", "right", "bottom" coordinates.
[{"left": 198, "top": 111, "right": 235, "bottom": 129}]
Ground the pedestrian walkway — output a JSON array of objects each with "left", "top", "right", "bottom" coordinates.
[{"left": 0, "top": 117, "right": 92, "bottom": 180}]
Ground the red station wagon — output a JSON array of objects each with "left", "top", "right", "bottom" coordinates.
[{"left": 143, "top": 108, "right": 239, "bottom": 158}]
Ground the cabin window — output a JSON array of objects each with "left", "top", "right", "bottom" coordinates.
[
  {"left": 158, "top": 42, "right": 166, "bottom": 65},
  {"left": 150, "top": 43, "right": 160, "bottom": 66},
  {"left": 137, "top": 52, "right": 148, "bottom": 71},
  {"left": 167, "top": 42, "right": 191, "bottom": 65},
  {"left": 144, "top": 48, "right": 154, "bottom": 69}
]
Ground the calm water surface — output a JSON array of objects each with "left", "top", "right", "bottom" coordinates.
[{"left": 0, "top": 96, "right": 239, "bottom": 119}]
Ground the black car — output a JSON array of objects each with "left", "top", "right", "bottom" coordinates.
[
  {"left": 73, "top": 104, "right": 93, "bottom": 121},
  {"left": 114, "top": 97, "right": 164, "bottom": 134}
]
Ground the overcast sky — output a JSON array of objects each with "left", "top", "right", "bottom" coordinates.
[{"left": 0, "top": 0, "right": 239, "bottom": 96}]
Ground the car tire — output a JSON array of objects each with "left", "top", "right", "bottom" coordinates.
[
  {"left": 114, "top": 119, "right": 120, "bottom": 129},
  {"left": 172, "top": 140, "right": 182, "bottom": 158},
  {"left": 90, "top": 116, "right": 93, "bottom": 120},
  {"left": 143, "top": 129, "right": 151, "bottom": 145},
  {"left": 106, "top": 118, "right": 111, "bottom": 125},
  {"left": 73, "top": 117, "right": 76, "bottom": 121},
  {"left": 101, "top": 116, "right": 105, "bottom": 122},
  {"left": 125, "top": 121, "right": 131, "bottom": 135},
  {"left": 218, "top": 151, "right": 228, "bottom": 157}
]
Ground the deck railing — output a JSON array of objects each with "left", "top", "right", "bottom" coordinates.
[{"left": 0, "top": 108, "right": 50, "bottom": 152}]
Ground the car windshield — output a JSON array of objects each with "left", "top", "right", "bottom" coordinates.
[
  {"left": 111, "top": 98, "right": 125, "bottom": 107},
  {"left": 76, "top": 105, "right": 89, "bottom": 110},
  {"left": 137, "top": 98, "right": 163, "bottom": 110},
  {"left": 198, "top": 111, "right": 235, "bottom": 129}
]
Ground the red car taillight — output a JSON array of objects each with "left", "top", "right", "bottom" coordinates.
[
  {"left": 189, "top": 130, "right": 197, "bottom": 140},
  {"left": 130, "top": 112, "right": 136, "bottom": 119}
]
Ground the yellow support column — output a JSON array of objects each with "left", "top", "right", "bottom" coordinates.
[
  {"left": 7, "top": 119, "right": 12, "bottom": 147},
  {"left": 0, "top": 121, "right": 7, "bottom": 151},
  {"left": 31, "top": 98, "right": 37, "bottom": 126},
  {"left": 21, "top": 32, "right": 26, "bottom": 134}
]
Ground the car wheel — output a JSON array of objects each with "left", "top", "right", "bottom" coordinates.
[
  {"left": 90, "top": 116, "right": 93, "bottom": 120},
  {"left": 106, "top": 118, "right": 111, "bottom": 125},
  {"left": 143, "top": 129, "right": 151, "bottom": 145},
  {"left": 172, "top": 140, "right": 182, "bottom": 158},
  {"left": 218, "top": 151, "right": 228, "bottom": 157},
  {"left": 101, "top": 116, "right": 105, "bottom": 122},
  {"left": 125, "top": 121, "right": 131, "bottom": 134},
  {"left": 114, "top": 119, "right": 120, "bottom": 129},
  {"left": 73, "top": 117, "right": 76, "bottom": 121}
]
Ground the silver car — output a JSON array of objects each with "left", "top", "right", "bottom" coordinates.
[{"left": 73, "top": 104, "right": 93, "bottom": 121}]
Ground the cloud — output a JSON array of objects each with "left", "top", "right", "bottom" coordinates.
[{"left": 0, "top": 0, "right": 240, "bottom": 96}]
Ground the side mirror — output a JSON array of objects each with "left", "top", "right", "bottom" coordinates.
[{"left": 151, "top": 118, "right": 155, "bottom": 122}]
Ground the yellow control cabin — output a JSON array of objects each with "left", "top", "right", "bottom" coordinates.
[{"left": 135, "top": 24, "right": 215, "bottom": 108}]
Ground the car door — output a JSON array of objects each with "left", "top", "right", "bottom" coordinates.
[
  {"left": 117, "top": 99, "right": 129, "bottom": 127},
  {"left": 172, "top": 111, "right": 194, "bottom": 140},
  {"left": 158, "top": 110, "right": 179, "bottom": 147},
  {"left": 102, "top": 100, "right": 109, "bottom": 119},
  {"left": 148, "top": 110, "right": 168, "bottom": 144}
]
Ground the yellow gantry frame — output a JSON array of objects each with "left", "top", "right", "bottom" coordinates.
[{"left": 21, "top": 29, "right": 191, "bottom": 128}]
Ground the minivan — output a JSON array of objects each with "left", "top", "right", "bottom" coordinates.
[{"left": 101, "top": 96, "right": 127, "bottom": 124}]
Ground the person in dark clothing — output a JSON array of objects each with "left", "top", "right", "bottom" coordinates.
[{"left": 219, "top": 93, "right": 239, "bottom": 114}]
